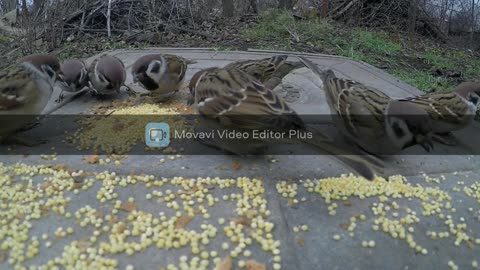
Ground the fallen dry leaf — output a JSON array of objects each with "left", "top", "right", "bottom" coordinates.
[
  {"left": 297, "top": 236, "right": 305, "bottom": 247},
  {"left": 76, "top": 240, "right": 90, "bottom": 252},
  {"left": 120, "top": 202, "right": 137, "bottom": 212},
  {"left": 234, "top": 215, "right": 251, "bottom": 226},
  {"left": 340, "top": 223, "right": 349, "bottom": 230},
  {"left": 0, "top": 250, "right": 6, "bottom": 263},
  {"left": 108, "top": 215, "right": 118, "bottom": 225},
  {"left": 115, "top": 222, "right": 126, "bottom": 234},
  {"left": 53, "top": 164, "right": 68, "bottom": 171},
  {"left": 72, "top": 182, "right": 83, "bottom": 189},
  {"left": 231, "top": 161, "right": 243, "bottom": 170},
  {"left": 246, "top": 260, "right": 266, "bottom": 270},
  {"left": 215, "top": 256, "right": 233, "bottom": 270},
  {"left": 84, "top": 155, "right": 99, "bottom": 164},
  {"left": 343, "top": 200, "right": 353, "bottom": 206},
  {"left": 109, "top": 154, "right": 125, "bottom": 161},
  {"left": 175, "top": 215, "right": 193, "bottom": 229}
]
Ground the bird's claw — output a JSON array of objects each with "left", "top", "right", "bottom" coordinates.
[{"left": 55, "top": 94, "right": 65, "bottom": 103}]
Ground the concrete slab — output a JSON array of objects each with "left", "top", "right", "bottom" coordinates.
[{"left": 1, "top": 49, "right": 480, "bottom": 270}]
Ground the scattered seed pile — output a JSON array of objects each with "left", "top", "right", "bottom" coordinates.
[
  {"left": 276, "top": 174, "right": 480, "bottom": 269},
  {"left": 2, "top": 161, "right": 479, "bottom": 270},
  {"left": 67, "top": 100, "right": 191, "bottom": 154},
  {"left": 0, "top": 162, "right": 278, "bottom": 270}
]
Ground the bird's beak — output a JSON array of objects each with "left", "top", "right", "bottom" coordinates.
[
  {"left": 55, "top": 71, "right": 64, "bottom": 82},
  {"left": 417, "top": 134, "right": 434, "bottom": 152},
  {"left": 186, "top": 96, "right": 195, "bottom": 106}
]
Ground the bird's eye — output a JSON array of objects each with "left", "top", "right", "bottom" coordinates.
[
  {"left": 469, "top": 93, "right": 479, "bottom": 105},
  {"left": 392, "top": 121, "right": 405, "bottom": 138},
  {"left": 150, "top": 62, "right": 161, "bottom": 74}
]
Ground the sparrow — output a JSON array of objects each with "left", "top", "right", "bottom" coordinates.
[
  {"left": 18, "top": 54, "right": 61, "bottom": 85},
  {"left": 88, "top": 55, "right": 126, "bottom": 96},
  {"left": 131, "top": 54, "right": 188, "bottom": 101},
  {"left": 224, "top": 55, "right": 304, "bottom": 89},
  {"left": 189, "top": 66, "right": 384, "bottom": 180},
  {"left": 397, "top": 82, "right": 480, "bottom": 145},
  {"left": 298, "top": 56, "right": 434, "bottom": 155},
  {"left": 1, "top": 55, "right": 61, "bottom": 145},
  {"left": 55, "top": 59, "right": 89, "bottom": 102}
]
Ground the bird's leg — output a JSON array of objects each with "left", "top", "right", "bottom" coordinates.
[
  {"left": 186, "top": 96, "right": 195, "bottom": 106},
  {"left": 186, "top": 59, "right": 198, "bottom": 65},
  {"left": 55, "top": 90, "right": 65, "bottom": 103},
  {"left": 432, "top": 132, "right": 459, "bottom": 146},
  {"left": 124, "top": 85, "right": 149, "bottom": 98},
  {"left": 43, "top": 88, "right": 89, "bottom": 115},
  {"left": 123, "top": 85, "right": 137, "bottom": 97}
]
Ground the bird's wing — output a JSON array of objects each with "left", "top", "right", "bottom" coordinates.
[
  {"left": 326, "top": 77, "right": 390, "bottom": 137},
  {"left": 194, "top": 67, "right": 304, "bottom": 130},
  {"left": 165, "top": 54, "right": 187, "bottom": 83},
  {"left": 0, "top": 66, "right": 38, "bottom": 110},
  {"left": 400, "top": 92, "right": 472, "bottom": 125},
  {"left": 224, "top": 55, "right": 288, "bottom": 83}
]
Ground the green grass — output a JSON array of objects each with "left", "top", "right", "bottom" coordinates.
[
  {"left": 242, "top": 10, "right": 333, "bottom": 50},
  {"left": 423, "top": 49, "right": 460, "bottom": 70},
  {"left": 335, "top": 30, "right": 402, "bottom": 63},
  {"left": 393, "top": 69, "right": 451, "bottom": 93},
  {"left": 242, "top": 9, "right": 480, "bottom": 93}
]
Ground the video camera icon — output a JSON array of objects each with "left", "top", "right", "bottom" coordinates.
[{"left": 145, "top": 123, "right": 170, "bottom": 147}]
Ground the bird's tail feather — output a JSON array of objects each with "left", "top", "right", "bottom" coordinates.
[
  {"left": 300, "top": 126, "right": 384, "bottom": 181},
  {"left": 297, "top": 56, "right": 336, "bottom": 83},
  {"left": 186, "top": 59, "right": 198, "bottom": 65}
]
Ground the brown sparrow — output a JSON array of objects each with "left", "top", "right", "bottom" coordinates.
[
  {"left": 18, "top": 54, "right": 61, "bottom": 85},
  {"left": 1, "top": 55, "right": 60, "bottom": 145},
  {"left": 299, "top": 56, "right": 434, "bottom": 155},
  {"left": 55, "top": 59, "right": 89, "bottom": 102},
  {"left": 88, "top": 55, "right": 126, "bottom": 95},
  {"left": 397, "top": 82, "right": 480, "bottom": 145},
  {"left": 131, "top": 54, "right": 188, "bottom": 101},
  {"left": 189, "top": 66, "right": 384, "bottom": 180},
  {"left": 224, "top": 55, "right": 303, "bottom": 89}
]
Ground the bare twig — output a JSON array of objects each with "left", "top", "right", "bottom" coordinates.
[{"left": 107, "top": 0, "right": 112, "bottom": 37}]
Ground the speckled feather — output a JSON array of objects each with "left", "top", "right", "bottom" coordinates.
[
  {"left": 399, "top": 92, "right": 473, "bottom": 130},
  {"left": 224, "top": 55, "right": 303, "bottom": 85},
  {"left": 298, "top": 56, "right": 435, "bottom": 155},
  {"left": 189, "top": 66, "right": 383, "bottom": 180},
  {"left": 58, "top": 59, "right": 88, "bottom": 92},
  {"left": 88, "top": 55, "right": 126, "bottom": 94},
  {"left": 131, "top": 54, "right": 187, "bottom": 94},
  {"left": 191, "top": 67, "right": 304, "bottom": 131},
  {"left": 0, "top": 65, "right": 40, "bottom": 110}
]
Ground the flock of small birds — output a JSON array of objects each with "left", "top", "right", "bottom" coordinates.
[{"left": 0, "top": 52, "right": 480, "bottom": 180}]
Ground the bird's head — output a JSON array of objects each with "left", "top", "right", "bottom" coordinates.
[
  {"left": 95, "top": 56, "right": 125, "bottom": 91},
  {"left": 188, "top": 67, "right": 217, "bottom": 103},
  {"left": 19, "top": 54, "right": 61, "bottom": 86},
  {"left": 454, "top": 82, "right": 480, "bottom": 108},
  {"left": 131, "top": 54, "right": 166, "bottom": 91}
]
